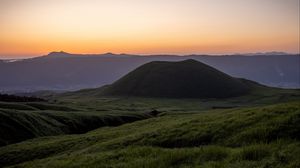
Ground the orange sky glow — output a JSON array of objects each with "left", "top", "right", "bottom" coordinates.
[{"left": 0, "top": 0, "right": 299, "bottom": 58}]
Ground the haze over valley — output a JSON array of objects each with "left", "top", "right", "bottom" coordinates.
[{"left": 0, "top": 52, "right": 299, "bottom": 94}]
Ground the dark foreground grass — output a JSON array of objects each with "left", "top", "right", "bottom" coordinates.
[
  {"left": 0, "top": 108, "right": 153, "bottom": 146},
  {"left": 0, "top": 102, "right": 38, "bottom": 111},
  {"left": 4, "top": 87, "right": 297, "bottom": 147},
  {"left": 0, "top": 101, "right": 299, "bottom": 168}
]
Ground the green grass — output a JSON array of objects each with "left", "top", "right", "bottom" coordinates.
[
  {"left": 0, "top": 102, "right": 37, "bottom": 111},
  {"left": 0, "top": 107, "right": 153, "bottom": 146},
  {"left": 0, "top": 101, "right": 299, "bottom": 168},
  {"left": 25, "top": 102, "right": 78, "bottom": 111},
  {"left": 0, "top": 86, "right": 299, "bottom": 167},
  {"left": 1, "top": 87, "right": 299, "bottom": 147}
]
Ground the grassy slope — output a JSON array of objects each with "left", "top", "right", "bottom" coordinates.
[
  {"left": 0, "top": 86, "right": 299, "bottom": 167},
  {"left": 0, "top": 102, "right": 153, "bottom": 146},
  {"left": 0, "top": 101, "right": 299, "bottom": 168},
  {"left": 1, "top": 86, "right": 299, "bottom": 146}
]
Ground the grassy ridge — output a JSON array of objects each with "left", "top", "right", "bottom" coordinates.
[
  {"left": 0, "top": 101, "right": 299, "bottom": 168},
  {"left": 1, "top": 87, "right": 299, "bottom": 147},
  {"left": 0, "top": 102, "right": 38, "bottom": 111},
  {"left": 0, "top": 102, "right": 154, "bottom": 146},
  {"left": 0, "top": 102, "right": 77, "bottom": 111}
]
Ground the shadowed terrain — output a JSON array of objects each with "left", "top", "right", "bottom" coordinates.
[
  {"left": 0, "top": 59, "right": 299, "bottom": 168},
  {"left": 0, "top": 101, "right": 299, "bottom": 168},
  {"left": 101, "top": 59, "right": 251, "bottom": 98}
]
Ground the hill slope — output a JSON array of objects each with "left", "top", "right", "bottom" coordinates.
[
  {"left": 0, "top": 101, "right": 299, "bottom": 168},
  {"left": 0, "top": 101, "right": 154, "bottom": 146},
  {"left": 2, "top": 86, "right": 300, "bottom": 146},
  {"left": 101, "top": 59, "right": 250, "bottom": 98}
]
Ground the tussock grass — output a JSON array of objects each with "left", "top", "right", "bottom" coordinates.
[
  {"left": 0, "top": 101, "right": 299, "bottom": 168},
  {"left": 0, "top": 102, "right": 37, "bottom": 110},
  {"left": 25, "top": 103, "right": 78, "bottom": 111},
  {"left": 0, "top": 109, "right": 153, "bottom": 146}
]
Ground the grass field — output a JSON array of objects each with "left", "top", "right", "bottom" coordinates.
[
  {"left": 0, "top": 101, "right": 299, "bottom": 168},
  {"left": 0, "top": 101, "right": 154, "bottom": 146},
  {"left": 0, "top": 86, "right": 299, "bottom": 167}
]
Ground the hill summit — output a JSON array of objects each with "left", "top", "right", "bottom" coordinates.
[{"left": 101, "top": 59, "right": 251, "bottom": 98}]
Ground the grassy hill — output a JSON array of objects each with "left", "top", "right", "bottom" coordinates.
[
  {"left": 0, "top": 101, "right": 299, "bottom": 168},
  {"left": 0, "top": 101, "right": 154, "bottom": 146},
  {"left": 100, "top": 59, "right": 250, "bottom": 98},
  {"left": 0, "top": 60, "right": 299, "bottom": 167},
  {"left": 0, "top": 87, "right": 299, "bottom": 167},
  {"left": 2, "top": 84, "right": 299, "bottom": 147}
]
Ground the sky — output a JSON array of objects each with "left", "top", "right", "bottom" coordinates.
[{"left": 0, "top": 0, "right": 299, "bottom": 58}]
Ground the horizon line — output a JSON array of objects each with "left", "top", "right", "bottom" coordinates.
[{"left": 0, "top": 51, "right": 299, "bottom": 60}]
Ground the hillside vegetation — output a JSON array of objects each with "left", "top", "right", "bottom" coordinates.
[
  {"left": 2, "top": 83, "right": 299, "bottom": 147},
  {"left": 0, "top": 101, "right": 154, "bottom": 146},
  {"left": 0, "top": 60, "right": 299, "bottom": 167},
  {"left": 0, "top": 101, "right": 299, "bottom": 168}
]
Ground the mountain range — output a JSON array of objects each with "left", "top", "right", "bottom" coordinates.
[{"left": 0, "top": 51, "right": 299, "bottom": 92}]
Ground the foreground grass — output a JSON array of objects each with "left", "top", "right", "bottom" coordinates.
[
  {"left": 0, "top": 101, "right": 299, "bottom": 168},
  {"left": 0, "top": 104, "right": 153, "bottom": 146},
  {"left": 1, "top": 87, "right": 299, "bottom": 147}
]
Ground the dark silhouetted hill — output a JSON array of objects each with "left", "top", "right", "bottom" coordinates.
[{"left": 101, "top": 59, "right": 250, "bottom": 98}]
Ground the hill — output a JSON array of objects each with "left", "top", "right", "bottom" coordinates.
[
  {"left": 0, "top": 52, "right": 299, "bottom": 92},
  {"left": 2, "top": 86, "right": 299, "bottom": 147},
  {"left": 100, "top": 59, "right": 251, "bottom": 98},
  {"left": 0, "top": 100, "right": 155, "bottom": 146},
  {"left": 0, "top": 82, "right": 299, "bottom": 167},
  {"left": 0, "top": 101, "right": 299, "bottom": 168}
]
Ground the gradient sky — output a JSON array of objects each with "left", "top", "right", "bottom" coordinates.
[{"left": 0, "top": 0, "right": 299, "bottom": 58}]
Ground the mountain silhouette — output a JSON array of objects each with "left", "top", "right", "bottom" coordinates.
[
  {"left": 101, "top": 59, "right": 251, "bottom": 98},
  {"left": 0, "top": 52, "right": 299, "bottom": 93}
]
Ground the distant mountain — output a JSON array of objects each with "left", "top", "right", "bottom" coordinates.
[
  {"left": 0, "top": 52, "right": 299, "bottom": 92},
  {"left": 46, "top": 51, "right": 73, "bottom": 57},
  {"left": 100, "top": 59, "right": 251, "bottom": 98},
  {"left": 236, "top": 51, "right": 290, "bottom": 56}
]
